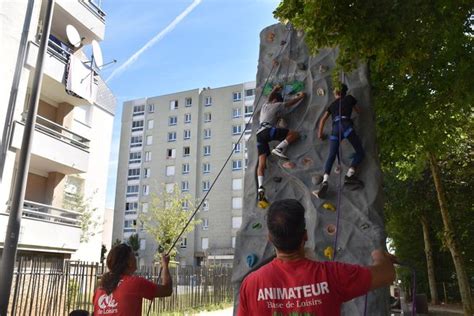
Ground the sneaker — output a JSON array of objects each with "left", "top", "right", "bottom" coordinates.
[
  {"left": 258, "top": 188, "right": 269, "bottom": 209},
  {"left": 315, "top": 181, "right": 328, "bottom": 199},
  {"left": 344, "top": 175, "right": 363, "bottom": 186},
  {"left": 271, "top": 148, "right": 289, "bottom": 160}
]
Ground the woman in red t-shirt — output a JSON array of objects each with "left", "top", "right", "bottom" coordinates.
[{"left": 93, "top": 243, "right": 172, "bottom": 316}]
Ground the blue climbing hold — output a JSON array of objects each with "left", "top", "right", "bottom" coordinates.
[{"left": 246, "top": 253, "right": 258, "bottom": 268}]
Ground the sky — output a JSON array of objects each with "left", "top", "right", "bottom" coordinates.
[{"left": 100, "top": 0, "right": 280, "bottom": 208}]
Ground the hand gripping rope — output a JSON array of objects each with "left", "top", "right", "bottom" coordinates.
[{"left": 146, "top": 25, "right": 294, "bottom": 316}]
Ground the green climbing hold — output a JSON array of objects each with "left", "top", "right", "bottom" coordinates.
[
  {"left": 263, "top": 83, "right": 274, "bottom": 96},
  {"left": 252, "top": 222, "right": 262, "bottom": 229}
]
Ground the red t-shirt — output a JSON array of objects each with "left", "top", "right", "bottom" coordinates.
[
  {"left": 93, "top": 275, "right": 158, "bottom": 316},
  {"left": 238, "top": 258, "right": 371, "bottom": 316}
]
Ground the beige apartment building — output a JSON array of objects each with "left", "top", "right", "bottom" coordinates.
[
  {"left": 0, "top": 0, "right": 115, "bottom": 261},
  {"left": 113, "top": 82, "right": 255, "bottom": 267}
]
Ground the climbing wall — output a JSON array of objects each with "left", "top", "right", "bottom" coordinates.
[{"left": 232, "top": 23, "right": 390, "bottom": 315}]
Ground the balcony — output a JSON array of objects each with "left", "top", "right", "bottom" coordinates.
[
  {"left": 10, "top": 115, "right": 90, "bottom": 174},
  {"left": 0, "top": 201, "right": 81, "bottom": 253}
]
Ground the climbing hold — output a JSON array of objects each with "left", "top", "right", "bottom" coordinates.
[
  {"left": 252, "top": 222, "right": 262, "bottom": 229},
  {"left": 297, "top": 30, "right": 304, "bottom": 37},
  {"left": 317, "top": 88, "right": 325, "bottom": 96},
  {"left": 302, "top": 157, "right": 313, "bottom": 168},
  {"left": 322, "top": 202, "right": 336, "bottom": 211},
  {"left": 312, "top": 174, "right": 323, "bottom": 185},
  {"left": 300, "top": 134, "right": 308, "bottom": 140},
  {"left": 319, "top": 64, "right": 328, "bottom": 73},
  {"left": 266, "top": 32, "right": 275, "bottom": 43},
  {"left": 297, "top": 62, "right": 307, "bottom": 71},
  {"left": 280, "top": 40, "right": 287, "bottom": 46},
  {"left": 272, "top": 59, "right": 279, "bottom": 67},
  {"left": 258, "top": 199, "right": 269, "bottom": 209},
  {"left": 263, "top": 83, "right": 274, "bottom": 96},
  {"left": 324, "top": 246, "right": 334, "bottom": 260},
  {"left": 360, "top": 223, "right": 370, "bottom": 230},
  {"left": 326, "top": 224, "right": 337, "bottom": 236},
  {"left": 277, "top": 118, "right": 287, "bottom": 128},
  {"left": 273, "top": 177, "right": 282, "bottom": 183},
  {"left": 334, "top": 166, "right": 341, "bottom": 174},
  {"left": 246, "top": 253, "right": 258, "bottom": 268},
  {"left": 282, "top": 161, "right": 296, "bottom": 169},
  {"left": 267, "top": 52, "right": 273, "bottom": 58},
  {"left": 288, "top": 80, "right": 305, "bottom": 94}
]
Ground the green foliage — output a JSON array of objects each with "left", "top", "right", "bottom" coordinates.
[
  {"left": 63, "top": 186, "right": 99, "bottom": 243},
  {"left": 127, "top": 233, "right": 140, "bottom": 254},
  {"left": 112, "top": 238, "right": 122, "bottom": 247},
  {"left": 139, "top": 184, "right": 200, "bottom": 261},
  {"left": 100, "top": 244, "right": 107, "bottom": 264}
]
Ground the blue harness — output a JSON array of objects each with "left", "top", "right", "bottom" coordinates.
[{"left": 329, "top": 116, "right": 353, "bottom": 141}]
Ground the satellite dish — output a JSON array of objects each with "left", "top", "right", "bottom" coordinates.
[
  {"left": 66, "top": 24, "right": 81, "bottom": 47},
  {"left": 91, "top": 40, "right": 103, "bottom": 69}
]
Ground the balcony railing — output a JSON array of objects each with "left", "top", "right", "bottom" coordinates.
[
  {"left": 80, "top": 0, "right": 106, "bottom": 21},
  {"left": 24, "top": 114, "right": 90, "bottom": 151},
  {"left": 47, "top": 35, "right": 72, "bottom": 64},
  {"left": 22, "top": 200, "right": 81, "bottom": 227}
]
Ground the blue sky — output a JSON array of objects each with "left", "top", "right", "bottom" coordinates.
[{"left": 100, "top": 0, "right": 280, "bottom": 208}]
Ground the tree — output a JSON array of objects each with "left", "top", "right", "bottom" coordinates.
[
  {"left": 100, "top": 244, "right": 107, "bottom": 265},
  {"left": 127, "top": 233, "right": 140, "bottom": 256},
  {"left": 139, "top": 185, "right": 200, "bottom": 261},
  {"left": 62, "top": 188, "right": 99, "bottom": 243},
  {"left": 274, "top": 1, "right": 473, "bottom": 314}
]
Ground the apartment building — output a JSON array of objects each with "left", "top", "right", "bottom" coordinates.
[
  {"left": 0, "top": 0, "right": 115, "bottom": 261},
  {"left": 113, "top": 82, "right": 255, "bottom": 267}
]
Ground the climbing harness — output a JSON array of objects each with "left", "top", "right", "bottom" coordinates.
[{"left": 146, "top": 24, "right": 294, "bottom": 316}]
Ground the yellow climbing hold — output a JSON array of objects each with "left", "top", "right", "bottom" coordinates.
[
  {"left": 324, "top": 246, "right": 334, "bottom": 260},
  {"left": 322, "top": 202, "right": 336, "bottom": 211},
  {"left": 258, "top": 200, "right": 270, "bottom": 209}
]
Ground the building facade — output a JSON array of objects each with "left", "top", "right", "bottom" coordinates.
[
  {"left": 0, "top": 0, "right": 115, "bottom": 261},
  {"left": 113, "top": 82, "right": 255, "bottom": 267}
]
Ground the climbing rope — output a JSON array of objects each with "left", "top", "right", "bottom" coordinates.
[{"left": 146, "top": 25, "right": 294, "bottom": 316}]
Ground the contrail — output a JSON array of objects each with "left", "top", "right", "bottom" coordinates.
[{"left": 106, "top": 0, "right": 202, "bottom": 83}]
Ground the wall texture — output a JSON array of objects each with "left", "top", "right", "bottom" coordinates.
[{"left": 232, "top": 23, "right": 389, "bottom": 315}]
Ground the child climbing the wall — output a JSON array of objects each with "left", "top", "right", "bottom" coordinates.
[
  {"left": 315, "top": 83, "right": 365, "bottom": 198},
  {"left": 256, "top": 84, "right": 306, "bottom": 208}
]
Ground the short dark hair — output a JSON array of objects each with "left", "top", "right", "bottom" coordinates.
[
  {"left": 334, "top": 83, "right": 348, "bottom": 97},
  {"left": 268, "top": 89, "right": 283, "bottom": 103},
  {"left": 267, "top": 199, "right": 306, "bottom": 252}
]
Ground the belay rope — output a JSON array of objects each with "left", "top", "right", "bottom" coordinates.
[{"left": 146, "top": 25, "right": 294, "bottom": 316}]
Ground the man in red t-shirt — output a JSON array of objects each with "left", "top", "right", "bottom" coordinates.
[{"left": 238, "top": 199, "right": 396, "bottom": 316}]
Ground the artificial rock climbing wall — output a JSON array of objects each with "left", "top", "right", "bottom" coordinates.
[{"left": 232, "top": 23, "right": 389, "bottom": 315}]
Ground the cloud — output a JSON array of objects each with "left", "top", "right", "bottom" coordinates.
[{"left": 106, "top": 0, "right": 202, "bottom": 83}]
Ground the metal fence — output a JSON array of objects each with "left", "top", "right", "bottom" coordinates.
[{"left": 8, "top": 257, "right": 233, "bottom": 315}]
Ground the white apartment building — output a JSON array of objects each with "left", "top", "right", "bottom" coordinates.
[
  {"left": 113, "top": 82, "right": 256, "bottom": 267},
  {"left": 0, "top": 0, "right": 115, "bottom": 261}
]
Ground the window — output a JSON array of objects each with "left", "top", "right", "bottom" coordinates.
[
  {"left": 129, "top": 152, "right": 141, "bottom": 164},
  {"left": 184, "top": 113, "right": 191, "bottom": 123},
  {"left": 232, "top": 216, "right": 242, "bottom": 228},
  {"left": 142, "top": 202, "right": 149, "bottom": 213},
  {"left": 142, "top": 185, "right": 149, "bottom": 196},
  {"left": 232, "top": 197, "right": 242, "bottom": 209},
  {"left": 232, "top": 178, "right": 242, "bottom": 190},
  {"left": 205, "top": 96, "right": 212, "bottom": 106},
  {"left": 126, "top": 185, "right": 139, "bottom": 197},
  {"left": 245, "top": 88, "right": 255, "bottom": 97},
  {"left": 182, "top": 163, "right": 190, "bottom": 174},
  {"left": 131, "top": 120, "right": 144, "bottom": 132},
  {"left": 232, "top": 108, "right": 241, "bottom": 118},
  {"left": 244, "top": 105, "right": 254, "bottom": 117},
  {"left": 144, "top": 168, "right": 151, "bottom": 178},
  {"left": 180, "top": 237, "right": 188, "bottom": 248},
  {"left": 133, "top": 104, "right": 145, "bottom": 116},
  {"left": 202, "top": 199, "right": 209, "bottom": 211},
  {"left": 245, "top": 158, "right": 249, "bottom": 169},
  {"left": 146, "top": 135, "right": 153, "bottom": 145},
  {"left": 233, "top": 92, "right": 242, "bottom": 101},
  {"left": 202, "top": 218, "right": 209, "bottom": 230},
  {"left": 245, "top": 123, "right": 252, "bottom": 134},
  {"left": 232, "top": 236, "right": 236, "bottom": 248},
  {"left": 201, "top": 237, "right": 209, "bottom": 250},
  {"left": 185, "top": 97, "right": 192, "bottom": 107},
  {"left": 182, "top": 200, "right": 189, "bottom": 210},
  {"left": 203, "top": 162, "right": 210, "bottom": 173},
  {"left": 165, "top": 183, "right": 174, "bottom": 193},
  {"left": 145, "top": 151, "right": 152, "bottom": 162},
  {"left": 128, "top": 168, "right": 140, "bottom": 180},
  {"left": 166, "top": 148, "right": 176, "bottom": 159},
  {"left": 203, "top": 145, "right": 211, "bottom": 156},
  {"left": 232, "top": 160, "right": 242, "bottom": 170},
  {"left": 181, "top": 181, "right": 189, "bottom": 192},
  {"left": 183, "top": 146, "right": 190, "bottom": 157},
  {"left": 125, "top": 202, "right": 138, "bottom": 215},
  {"left": 140, "top": 239, "right": 146, "bottom": 250},
  {"left": 124, "top": 220, "right": 135, "bottom": 228},
  {"left": 170, "top": 100, "right": 178, "bottom": 110},
  {"left": 148, "top": 104, "right": 155, "bottom": 113},
  {"left": 168, "top": 116, "right": 177, "bottom": 126},
  {"left": 233, "top": 142, "right": 241, "bottom": 153},
  {"left": 130, "top": 136, "right": 142, "bottom": 148},
  {"left": 204, "top": 112, "right": 211, "bottom": 122},
  {"left": 166, "top": 166, "right": 175, "bottom": 176},
  {"left": 204, "top": 129, "right": 211, "bottom": 139},
  {"left": 147, "top": 119, "right": 154, "bottom": 129},
  {"left": 168, "top": 132, "right": 177, "bottom": 142},
  {"left": 203, "top": 180, "right": 210, "bottom": 192},
  {"left": 232, "top": 125, "right": 242, "bottom": 135},
  {"left": 184, "top": 129, "right": 191, "bottom": 140}
]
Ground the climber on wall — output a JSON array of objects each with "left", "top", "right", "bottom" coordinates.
[
  {"left": 315, "top": 83, "right": 365, "bottom": 198},
  {"left": 256, "top": 84, "right": 306, "bottom": 208}
]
